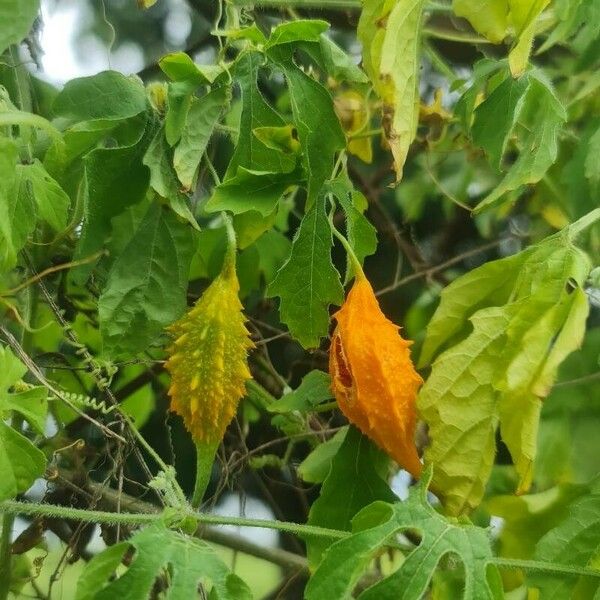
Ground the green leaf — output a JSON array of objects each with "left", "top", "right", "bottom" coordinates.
[
  {"left": 267, "top": 46, "right": 346, "bottom": 203},
  {"left": 0, "top": 422, "right": 46, "bottom": 502},
  {"left": 268, "top": 370, "right": 332, "bottom": 414},
  {"left": 165, "top": 81, "right": 194, "bottom": 146},
  {"left": 77, "top": 522, "right": 252, "bottom": 600},
  {"left": 15, "top": 160, "right": 70, "bottom": 232},
  {"left": 530, "top": 493, "right": 600, "bottom": 598},
  {"left": 252, "top": 125, "right": 300, "bottom": 156},
  {"left": 585, "top": 127, "right": 600, "bottom": 186},
  {"left": 454, "top": 59, "right": 504, "bottom": 132},
  {"left": 419, "top": 251, "right": 527, "bottom": 367},
  {"left": 143, "top": 124, "right": 198, "bottom": 228},
  {"left": 418, "top": 219, "right": 596, "bottom": 515},
  {"left": 159, "top": 52, "right": 222, "bottom": 84},
  {"left": 98, "top": 202, "right": 195, "bottom": 357},
  {"left": 253, "top": 228, "right": 292, "bottom": 282},
  {"left": 358, "top": 0, "right": 425, "bottom": 181},
  {"left": 73, "top": 121, "right": 150, "bottom": 282},
  {"left": 205, "top": 168, "right": 298, "bottom": 217},
  {"left": 485, "top": 483, "right": 588, "bottom": 567},
  {"left": 472, "top": 74, "right": 530, "bottom": 170},
  {"left": 0, "top": 346, "right": 47, "bottom": 434},
  {"left": 452, "top": 0, "right": 509, "bottom": 43},
  {"left": 233, "top": 210, "right": 278, "bottom": 250},
  {"left": 306, "top": 467, "right": 503, "bottom": 600},
  {"left": 53, "top": 71, "right": 147, "bottom": 122},
  {"left": 316, "top": 35, "right": 369, "bottom": 84},
  {"left": 535, "top": 327, "right": 600, "bottom": 488},
  {"left": 265, "top": 19, "right": 329, "bottom": 49},
  {"left": 173, "top": 84, "right": 230, "bottom": 190},
  {"left": 305, "top": 426, "right": 396, "bottom": 568},
  {"left": 0, "top": 138, "right": 35, "bottom": 273},
  {"left": 0, "top": 0, "right": 40, "bottom": 55},
  {"left": 298, "top": 427, "right": 348, "bottom": 484},
  {"left": 268, "top": 198, "right": 343, "bottom": 348},
  {"left": 326, "top": 175, "right": 378, "bottom": 281},
  {"left": 227, "top": 52, "right": 295, "bottom": 176},
  {"left": 474, "top": 76, "right": 566, "bottom": 213},
  {"left": 75, "top": 542, "right": 128, "bottom": 600}
]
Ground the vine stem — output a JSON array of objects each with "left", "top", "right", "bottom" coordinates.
[
  {"left": 0, "top": 515, "right": 12, "bottom": 600},
  {"left": 230, "top": 0, "right": 453, "bottom": 11},
  {"left": 2, "top": 500, "right": 600, "bottom": 579},
  {"left": 491, "top": 557, "right": 600, "bottom": 580},
  {"left": 0, "top": 501, "right": 347, "bottom": 540}
]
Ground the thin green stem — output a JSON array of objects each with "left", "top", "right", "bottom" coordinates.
[
  {"left": 312, "top": 400, "right": 338, "bottom": 413},
  {"left": 348, "top": 128, "right": 383, "bottom": 140},
  {"left": 492, "top": 557, "right": 600, "bottom": 579},
  {"left": 423, "top": 26, "right": 492, "bottom": 44},
  {"left": 569, "top": 207, "right": 600, "bottom": 239},
  {"left": 246, "top": 379, "right": 278, "bottom": 408},
  {"left": 231, "top": 0, "right": 360, "bottom": 8},
  {"left": 121, "top": 413, "right": 187, "bottom": 506},
  {"left": 204, "top": 151, "right": 221, "bottom": 186},
  {"left": 327, "top": 198, "right": 364, "bottom": 280},
  {"left": 0, "top": 514, "right": 13, "bottom": 600},
  {"left": 0, "top": 500, "right": 348, "bottom": 540},
  {"left": 424, "top": 42, "right": 457, "bottom": 82},
  {"left": 230, "top": 0, "right": 452, "bottom": 10},
  {"left": 3, "top": 502, "right": 599, "bottom": 578}
]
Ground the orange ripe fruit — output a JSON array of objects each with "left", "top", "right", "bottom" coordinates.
[{"left": 329, "top": 274, "right": 423, "bottom": 477}]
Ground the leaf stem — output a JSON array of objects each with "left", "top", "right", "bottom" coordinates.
[
  {"left": 569, "top": 207, "right": 600, "bottom": 239},
  {"left": 327, "top": 198, "right": 365, "bottom": 281}
]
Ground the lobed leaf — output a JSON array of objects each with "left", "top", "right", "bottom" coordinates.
[
  {"left": 268, "top": 197, "right": 343, "bottom": 348},
  {"left": 306, "top": 467, "right": 503, "bottom": 600},
  {"left": 76, "top": 522, "right": 252, "bottom": 600},
  {"left": 418, "top": 214, "right": 597, "bottom": 514}
]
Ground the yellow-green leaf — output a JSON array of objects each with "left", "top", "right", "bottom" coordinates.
[
  {"left": 453, "top": 0, "right": 509, "bottom": 43},
  {"left": 358, "top": 0, "right": 425, "bottom": 182},
  {"left": 418, "top": 214, "right": 597, "bottom": 515},
  {"left": 508, "top": 0, "right": 551, "bottom": 76}
]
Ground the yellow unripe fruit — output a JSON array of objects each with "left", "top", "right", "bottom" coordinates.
[{"left": 165, "top": 258, "right": 254, "bottom": 444}]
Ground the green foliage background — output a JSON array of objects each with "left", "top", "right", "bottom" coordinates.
[{"left": 0, "top": 0, "right": 599, "bottom": 598}]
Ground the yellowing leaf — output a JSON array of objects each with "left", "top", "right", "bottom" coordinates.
[
  {"left": 452, "top": 0, "right": 550, "bottom": 74},
  {"left": 358, "top": 0, "right": 425, "bottom": 181},
  {"left": 453, "top": 0, "right": 509, "bottom": 43},
  {"left": 334, "top": 90, "right": 372, "bottom": 163},
  {"left": 418, "top": 213, "right": 598, "bottom": 515},
  {"left": 165, "top": 252, "right": 254, "bottom": 444},
  {"left": 329, "top": 274, "right": 423, "bottom": 477},
  {"left": 508, "top": 0, "right": 551, "bottom": 76}
]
